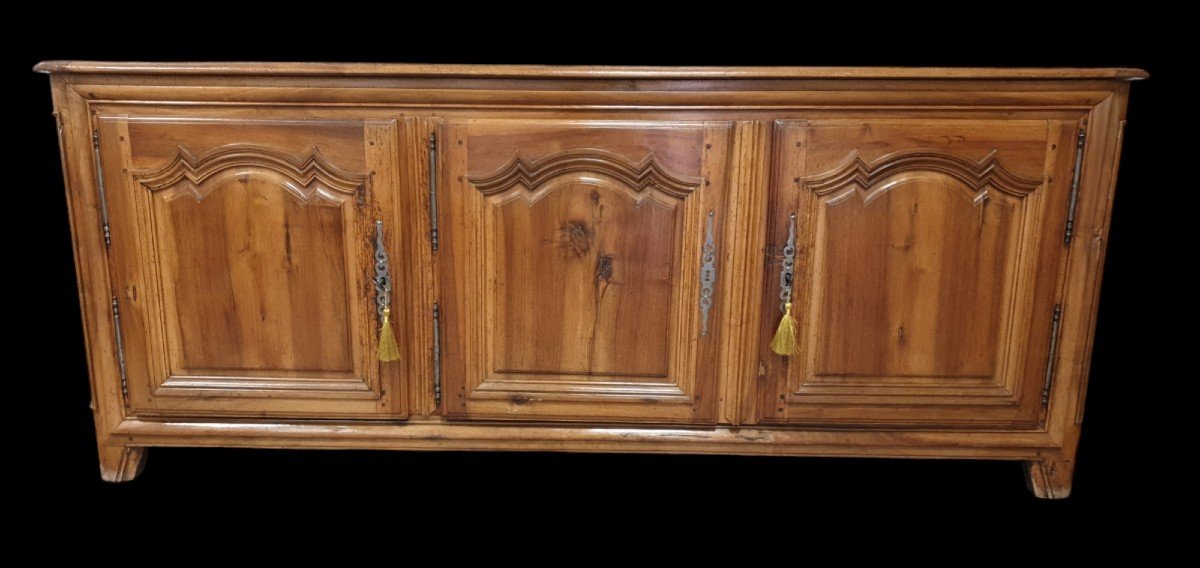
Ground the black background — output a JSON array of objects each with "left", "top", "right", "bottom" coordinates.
[{"left": 18, "top": 26, "right": 1175, "bottom": 527}]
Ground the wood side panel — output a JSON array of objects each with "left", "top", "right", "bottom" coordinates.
[
  {"left": 1027, "top": 90, "right": 1132, "bottom": 496},
  {"left": 49, "top": 76, "right": 140, "bottom": 479}
]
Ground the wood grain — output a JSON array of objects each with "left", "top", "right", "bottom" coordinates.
[
  {"left": 153, "top": 151, "right": 355, "bottom": 372},
  {"left": 37, "top": 63, "right": 1140, "bottom": 497},
  {"left": 31, "top": 61, "right": 1150, "bottom": 80},
  {"left": 50, "top": 75, "right": 138, "bottom": 482},
  {"left": 716, "top": 122, "right": 771, "bottom": 424},
  {"left": 113, "top": 418, "right": 1063, "bottom": 457},
  {"left": 440, "top": 120, "right": 730, "bottom": 422},
  {"left": 96, "top": 116, "right": 405, "bottom": 418},
  {"left": 1024, "top": 453, "right": 1075, "bottom": 499},
  {"left": 98, "top": 445, "right": 147, "bottom": 482},
  {"left": 754, "top": 119, "right": 1073, "bottom": 428},
  {"left": 1033, "top": 87, "right": 1133, "bottom": 498}
]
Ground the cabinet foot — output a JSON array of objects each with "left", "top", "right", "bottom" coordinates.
[
  {"left": 98, "top": 446, "right": 147, "bottom": 482},
  {"left": 1023, "top": 456, "right": 1074, "bottom": 499}
]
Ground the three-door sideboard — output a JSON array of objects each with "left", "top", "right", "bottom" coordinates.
[{"left": 36, "top": 62, "right": 1144, "bottom": 497}]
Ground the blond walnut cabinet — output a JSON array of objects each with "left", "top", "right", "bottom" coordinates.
[{"left": 37, "top": 62, "right": 1144, "bottom": 498}]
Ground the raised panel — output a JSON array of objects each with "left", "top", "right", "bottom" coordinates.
[
  {"left": 440, "top": 120, "right": 731, "bottom": 422},
  {"left": 97, "top": 116, "right": 405, "bottom": 418},
  {"left": 491, "top": 178, "right": 680, "bottom": 378},
  {"left": 140, "top": 145, "right": 362, "bottom": 375},
  {"left": 809, "top": 149, "right": 1037, "bottom": 380},
  {"left": 756, "top": 119, "right": 1077, "bottom": 428}
]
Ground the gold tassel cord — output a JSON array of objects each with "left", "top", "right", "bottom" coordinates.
[
  {"left": 770, "top": 302, "right": 797, "bottom": 356},
  {"left": 378, "top": 307, "right": 401, "bottom": 362}
]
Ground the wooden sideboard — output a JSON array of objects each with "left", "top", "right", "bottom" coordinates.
[{"left": 36, "top": 62, "right": 1144, "bottom": 497}]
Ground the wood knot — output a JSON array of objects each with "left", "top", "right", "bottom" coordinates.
[
  {"left": 595, "top": 254, "right": 614, "bottom": 284},
  {"left": 559, "top": 222, "right": 592, "bottom": 257},
  {"left": 509, "top": 394, "right": 532, "bottom": 406}
]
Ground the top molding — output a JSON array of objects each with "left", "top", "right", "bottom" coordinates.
[{"left": 33, "top": 61, "right": 1148, "bottom": 81}]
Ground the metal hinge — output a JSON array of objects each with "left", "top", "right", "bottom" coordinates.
[
  {"left": 1063, "top": 128, "right": 1087, "bottom": 245},
  {"left": 428, "top": 132, "right": 439, "bottom": 252},
  {"left": 112, "top": 296, "right": 130, "bottom": 409},
  {"left": 432, "top": 301, "right": 442, "bottom": 407},
  {"left": 1041, "top": 303, "right": 1063, "bottom": 407},
  {"left": 92, "top": 129, "right": 112, "bottom": 247}
]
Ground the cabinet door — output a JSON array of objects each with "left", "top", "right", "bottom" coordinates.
[
  {"left": 755, "top": 119, "right": 1078, "bottom": 428},
  {"left": 96, "top": 115, "right": 406, "bottom": 418},
  {"left": 439, "top": 120, "right": 731, "bottom": 422}
]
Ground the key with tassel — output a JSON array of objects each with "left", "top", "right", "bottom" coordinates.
[
  {"left": 374, "top": 221, "right": 401, "bottom": 362},
  {"left": 770, "top": 214, "right": 798, "bottom": 357}
]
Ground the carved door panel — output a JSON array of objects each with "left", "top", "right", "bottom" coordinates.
[
  {"left": 755, "top": 119, "right": 1079, "bottom": 428},
  {"left": 95, "top": 115, "right": 406, "bottom": 418},
  {"left": 439, "top": 120, "right": 731, "bottom": 422}
]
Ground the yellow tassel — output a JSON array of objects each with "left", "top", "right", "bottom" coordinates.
[
  {"left": 378, "top": 307, "right": 401, "bottom": 362},
  {"left": 770, "top": 302, "right": 797, "bottom": 356}
]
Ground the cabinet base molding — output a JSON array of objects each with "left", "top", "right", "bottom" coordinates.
[
  {"left": 113, "top": 419, "right": 1058, "bottom": 456},
  {"left": 108, "top": 420, "right": 1063, "bottom": 487},
  {"left": 37, "top": 62, "right": 1142, "bottom": 498}
]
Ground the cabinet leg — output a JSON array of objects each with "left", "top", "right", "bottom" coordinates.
[
  {"left": 1023, "top": 456, "right": 1074, "bottom": 499},
  {"left": 98, "top": 446, "right": 148, "bottom": 482}
]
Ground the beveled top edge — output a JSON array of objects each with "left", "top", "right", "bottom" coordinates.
[{"left": 32, "top": 61, "right": 1150, "bottom": 80}]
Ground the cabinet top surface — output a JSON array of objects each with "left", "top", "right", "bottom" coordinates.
[{"left": 33, "top": 61, "right": 1149, "bottom": 80}]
